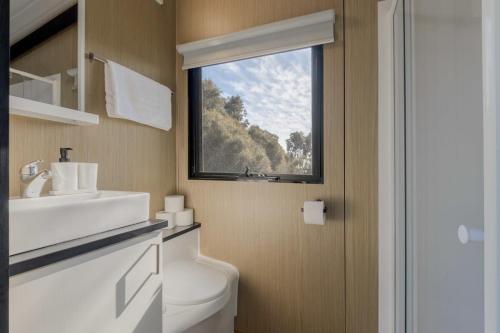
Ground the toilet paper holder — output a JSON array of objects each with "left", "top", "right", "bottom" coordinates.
[
  {"left": 300, "top": 204, "right": 327, "bottom": 213},
  {"left": 301, "top": 201, "right": 327, "bottom": 225}
]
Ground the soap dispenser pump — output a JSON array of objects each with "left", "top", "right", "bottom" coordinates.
[
  {"left": 50, "top": 147, "right": 78, "bottom": 195},
  {"left": 59, "top": 148, "right": 73, "bottom": 162}
]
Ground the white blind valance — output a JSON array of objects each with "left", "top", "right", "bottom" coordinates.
[{"left": 177, "top": 10, "right": 335, "bottom": 70}]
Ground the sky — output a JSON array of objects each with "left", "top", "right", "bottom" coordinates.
[{"left": 203, "top": 48, "right": 313, "bottom": 148}]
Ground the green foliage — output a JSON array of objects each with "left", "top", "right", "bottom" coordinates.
[
  {"left": 202, "top": 79, "right": 225, "bottom": 112},
  {"left": 286, "top": 131, "right": 312, "bottom": 174},
  {"left": 224, "top": 96, "right": 249, "bottom": 127},
  {"left": 248, "top": 126, "right": 288, "bottom": 173},
  {"left": 202, "top": 109, "right": 272, "bottom": 173},
  {"left": 201, "top": 79, "right": 312, "bottom": 175}
]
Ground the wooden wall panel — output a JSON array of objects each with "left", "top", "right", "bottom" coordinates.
[
  {"left": 176, "top": 1, "right": 345, "bottom": 332},
  {"left": 345, "top": 0, "right": 378, "bottom": 332},
  {"left": 9, "top": 0, "right": 177, "bottom": 217},
  {"left": 7, "top": 0, "right": 378, "bottom": 331}
]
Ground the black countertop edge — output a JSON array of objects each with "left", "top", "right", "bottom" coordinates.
[
  {"left": 162, "top": 223, "right": 201, "bottom": 242},
  {"left": 9, "top": 219, "right": 168, "bottom": 277}
]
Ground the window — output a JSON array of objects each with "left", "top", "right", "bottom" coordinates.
[{"left": 188, "top": 46, "right": 323, "bottom": 183}]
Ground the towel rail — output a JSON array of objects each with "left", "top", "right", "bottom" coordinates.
[
  {"left": 86, "top": 52, "right": 107, "bottom": 64},
  {"left": 86, "top": 52, "right": 175, "bottom": 95}
]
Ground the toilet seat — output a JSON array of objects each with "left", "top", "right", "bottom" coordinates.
[
  {"left": 164, "top": 287, "right": 232, "bottom": 333},
  {"left": 163, "top": 258, "right": 237, "bottom": 333},
  {"left": 164, "top": 260, "right": 229, "bottom": 306}
]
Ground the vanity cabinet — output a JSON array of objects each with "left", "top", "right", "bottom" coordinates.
[{"left": 10, "top": 232, "right": 163, "bottom": 333}]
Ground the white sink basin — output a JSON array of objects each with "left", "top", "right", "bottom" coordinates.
[{"left": 9, "top": 191, "right": 150, "bottom": 255}]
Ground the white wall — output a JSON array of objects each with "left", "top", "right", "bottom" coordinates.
[{"left": 408, "top": 0, "right": 484, "bottom": 332}]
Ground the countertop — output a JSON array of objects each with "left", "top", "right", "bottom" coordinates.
[
  {"left": 9, "top": 220, "right": 202, "bottom": 276},
  {"left": 9, "top": 219, "right": 168, "bottom": 276},
  {"left": 162, "top": 222, "right": 201, "bottom": 242}
]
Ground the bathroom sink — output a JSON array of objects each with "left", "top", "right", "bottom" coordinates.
[{"left": 9, "top": 191, "right": 150, "bottom": 255}]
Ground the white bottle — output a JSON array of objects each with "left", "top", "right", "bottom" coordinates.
[{"left": 51, "top": 148, "right": 78, "bottom": 195}]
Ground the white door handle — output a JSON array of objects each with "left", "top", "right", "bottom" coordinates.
[{"left": 457, "top": 225, "right": 484, "bottom": 244}]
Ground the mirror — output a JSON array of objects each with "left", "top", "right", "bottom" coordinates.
[{"left": 9, "top": 0, "right": 88, "bottom": 119}]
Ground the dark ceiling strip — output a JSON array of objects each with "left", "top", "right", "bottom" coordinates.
[{"left": 10, "top": 4, "right": 77, "bottom": 61}]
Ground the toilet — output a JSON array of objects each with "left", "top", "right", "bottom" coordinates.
[{"left": 163, "top": 228, "right": 239, "bottom": 333}]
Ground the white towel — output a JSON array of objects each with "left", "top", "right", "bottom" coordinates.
[{"left": 104, "top": 60, "right": 172, "bottom": 131}]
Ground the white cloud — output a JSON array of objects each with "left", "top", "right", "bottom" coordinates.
[
  {"left": 224, "top": 62, "right": 241, "bottom": 73},
  {"left": 204, "top": 49, "right": 313, "bottom": 148}
]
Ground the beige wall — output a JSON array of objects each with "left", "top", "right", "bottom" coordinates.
[
  {"left": 176, "top": 1, "right": 377, "bottom": 332},
  {"left": 344, "top": 1, "right": 378, "bottom": 332},
  {"left": 9, "top": 0, "right": 177, "bottom": 217},
  {"left": 9, "top": 0, "right": 378, "bottom": 331}
]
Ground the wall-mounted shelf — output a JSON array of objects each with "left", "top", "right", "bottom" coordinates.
[{"left": 9, "top": 96, "right": 99, "bottom": 126}]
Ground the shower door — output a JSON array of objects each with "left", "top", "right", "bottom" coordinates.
[
  {"left": 380, "top": 0, "right": 500, "bottom": 331},
  {"left": 377, "top": 0, "right": 500, "bottom": 332},
  {"left": 404, "top": 0, "right": 485, "bottom": 331}
]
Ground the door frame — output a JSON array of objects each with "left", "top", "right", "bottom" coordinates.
[
  {"left": 0, "top": 0, "right": 9, "bottom": 331},
  {"left": 378, "top": 0, "right": 406, "bottom": 332},
  {"left": 482, "top": 0, "right": 500, "bottom": 331},
  {"left": 377, "top": 1, "right": 397, "bottom": 332}
]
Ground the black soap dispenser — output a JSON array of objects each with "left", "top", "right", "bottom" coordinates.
[{"left": 59, "top": 148, "right": 73, "bottom": 162}]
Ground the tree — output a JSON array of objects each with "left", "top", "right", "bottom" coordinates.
[
  {"left": 201, "top": 79, "right": 313, "bottom": 175},
  {"left": 248, "top": 125, "right": 288, "bottom": 172},
  {"left": 224, "top": 96, "right": 249, "bottom": 127},
  {"left": 286, "top": 131, "right": 312, "bottom": 174},
  {"left": 202, "top": 109, "right": 272, "bottom": 173},
  {"left": 202, "top": 79, "right": 225, "bottom": 112}
]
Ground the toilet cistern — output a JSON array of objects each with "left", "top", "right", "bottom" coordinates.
[{"left": 20, "top": 160, "right": 51, "bottom": 198}]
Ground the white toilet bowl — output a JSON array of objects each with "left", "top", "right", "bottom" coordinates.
[{"left": 163, "top": 229, "right": 238, "bottom": 333}]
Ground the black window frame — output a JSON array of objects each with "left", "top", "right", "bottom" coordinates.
[{"left": 188, "top": 45, "right": 324, "bottom": 184}]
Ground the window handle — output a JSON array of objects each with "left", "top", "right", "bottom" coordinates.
[
  {"left": 238, "top": 167, "right": 280, "bottom": 182},
  {"left": 241, "top": 166, "right": 266, "bottom": 178}
]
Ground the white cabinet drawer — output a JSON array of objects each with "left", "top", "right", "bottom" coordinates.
[{"left": 10, "top": 232, "right": 163, "bottom": 333}]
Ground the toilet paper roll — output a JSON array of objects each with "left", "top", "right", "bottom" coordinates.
[
  {"left": 175, "top": 208, "right": 194, "bottom": 227},
  {"left": 303, "top": 201, "right": 326, "bottom": 225},
  {"left": 156, "top": 211, "right": 176, "bottom": 229},
  {"left": 165, "top": 195, "right": 185, "bottom": 212}
]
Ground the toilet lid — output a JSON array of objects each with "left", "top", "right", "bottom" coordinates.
[{"left": 164, "top": 260, "right": 229, "bottom": 305}]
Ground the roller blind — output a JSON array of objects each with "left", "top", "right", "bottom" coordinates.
[{"left": 177, "top": 10, "right": 335, "bottom": 70}]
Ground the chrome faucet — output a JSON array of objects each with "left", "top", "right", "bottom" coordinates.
[{"left": 20, "top": 160, "right": 52, "bottom": 198}]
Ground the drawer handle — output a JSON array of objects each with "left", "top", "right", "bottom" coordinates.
[{"left": 153, "top": 244, "right": 160, "bottom": 275}]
